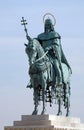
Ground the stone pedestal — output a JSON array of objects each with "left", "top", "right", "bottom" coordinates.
[{"left": 4, "top": 115, "right": 84, "bottom": 130}]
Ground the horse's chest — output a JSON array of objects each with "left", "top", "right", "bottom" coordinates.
[{"left": 29, "top": 62, "right": 50, "bottom": 75}]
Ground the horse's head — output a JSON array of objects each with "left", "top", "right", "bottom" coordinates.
[{"left": 25, "top": 39, "right": 38, "bottom": 65}]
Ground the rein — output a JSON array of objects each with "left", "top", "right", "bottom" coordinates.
[
  {"left": 33, "top": 51, "right": 48, "bottom": 64},
  {"left": 29, "top": 50, "right": 50, "bottom": 75}
]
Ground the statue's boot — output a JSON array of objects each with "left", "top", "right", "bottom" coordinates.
[{"left": 26, "top": 84, "right": 32, "bottom": 88}]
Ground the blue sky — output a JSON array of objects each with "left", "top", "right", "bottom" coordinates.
[{"left": 0, "top": 0, "right": 84, "bottom": 130}]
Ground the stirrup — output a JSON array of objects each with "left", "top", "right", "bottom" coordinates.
[{"left": 57, "top": 82, "right": 63, "bottom": 86}]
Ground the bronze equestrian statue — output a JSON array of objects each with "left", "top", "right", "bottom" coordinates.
[{"left": 21, "top": 13, "right": 72, "bottom": 116}]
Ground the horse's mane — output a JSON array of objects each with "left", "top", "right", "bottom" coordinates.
[{"left": 33, "top": 38, "right": 44, "bottom": 55}]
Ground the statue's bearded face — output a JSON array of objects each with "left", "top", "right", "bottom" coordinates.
[{"left": 44, "top": 19, "right": 53, "bottom": 33}]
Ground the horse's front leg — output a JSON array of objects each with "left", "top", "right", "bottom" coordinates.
[
  {"left": 41, "top": 75, "right": 46, "bottom": 115},
  {"left": 66, "top": 96, "right": 70, "bottom": 116},
  {"left": 32, "top": 87, "right": 38, "bottom": 115},
  {"left": 65, "top": 84, "right": 70, "bottom": 116},
  {"left": 57, "top": 98, "right": 62, "bottom": 116}
]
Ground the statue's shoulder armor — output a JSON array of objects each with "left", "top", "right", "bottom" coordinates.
[{"left": 38, "top": 31, "right": 61, "bottom": 41}]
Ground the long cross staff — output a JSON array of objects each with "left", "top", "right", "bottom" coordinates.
[{"left": 21, "top": 17, "right": 31, "bottom": 46}]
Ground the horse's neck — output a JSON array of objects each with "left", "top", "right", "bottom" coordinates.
[{"left": 37, "top": 44, "right": 45, "bottom": 58}]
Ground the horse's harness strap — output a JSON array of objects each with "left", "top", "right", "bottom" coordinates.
[
  {"left": 29, "top": 63, "right": 50, "bottom": 75},
  {"left": 29, "top": 50, "right": 51, "bottom": 75},
  {"left": 34, "top": 51, "right": 48, "bottom": 63}
]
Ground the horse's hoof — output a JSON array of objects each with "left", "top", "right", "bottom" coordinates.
[
  {"left": 66, "top": 112, "right": 70, "bottom": 117},
  {"left": 57, "top": 112, "right": 62, "bottom": 116},
  {"left": 41, "top": 111, "right": 44, "bottom": 115},
  {"left": 32, "top": 110, "right": 38, "bottom": 115},
  {"left": 41, "top": 110, "right": 46, "bottom": 115}
]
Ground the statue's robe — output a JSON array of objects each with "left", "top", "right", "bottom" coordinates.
[{"left": 37, "top": 31, "right": 71, "bottom": 71}]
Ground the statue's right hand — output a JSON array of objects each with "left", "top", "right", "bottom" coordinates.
[{"left": 45, "top": 46, "right": 52, "bottom": 52}]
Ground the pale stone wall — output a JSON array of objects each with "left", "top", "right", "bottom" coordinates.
[{"left": 4, "top": 115, "right": 84, "bottom": 130}]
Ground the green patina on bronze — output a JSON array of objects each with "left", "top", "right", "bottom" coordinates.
[{"left": 21, "top": 14, "right": 72, "bottom": 116}]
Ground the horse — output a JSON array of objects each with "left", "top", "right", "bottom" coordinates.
[
  {"left": 25, "top": 37, "right": 71, "bottom": 116},
  {"left": 25, "top": 38, "right": 51, "bottom": 115}
]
